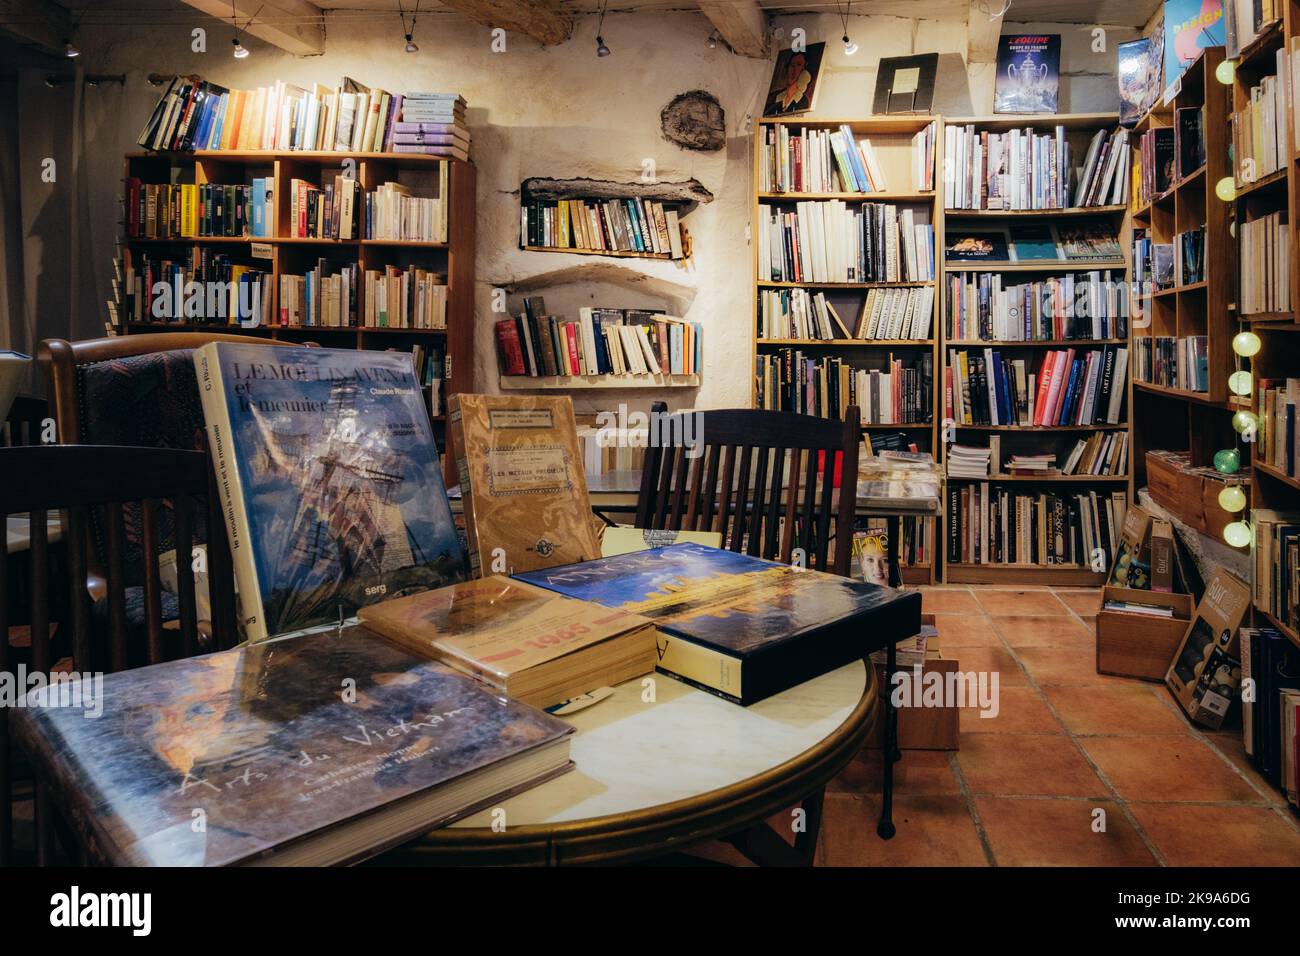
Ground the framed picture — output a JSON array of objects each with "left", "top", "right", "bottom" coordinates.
[
  {"left": 945, "top": 227, "right": 1011, "bottom": 263},
  {"left": 994, "top": 34, "right": 1061, "bottom": 114},
  {"left": 763, "top": 43, "right": 825, "bottom": 116},
  {"left": 872, "top": 53, "right": 938, "bottom": 114}
]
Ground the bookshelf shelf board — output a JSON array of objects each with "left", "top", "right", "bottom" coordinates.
[
  {"left": 1234, "top": 168, "right": 1288, "bottom": 199},
  {"left": 357, "top": 327, "right": 448, "bottom": 334},
  {"left": 1238, "top": 19, "right": 1285, "bottom": 66},
  {"left": 522, "top": 245, "right": 673, "bottom": 261},
  {"left": 945, "top": 113, "right": 1120, "bottom": 131},
  {"left": 757, "top": 338, "right": 933, "bottom": 346},
  {"left": 758, "top": 191, "right": 934, "bottom": 202},
  {"left": 944, "top": 260, "right": 1127, "bottom": 272},
  {"left": 946, "top": 474, "right": 1129, "bottom": 483},
  {"left": 1172, "top": 165, "right": 1207, "bottom": 191},
  {"left": 362, "top": 239, "right": 449, "bottom": 249},
  {"left": 1259, "top": 609, "right": 1300, "bottom": 651},
  {"left": 125, "top": 236, "right": 450, "bottom": 249},
  {"left": 944, "top": 205, "right": 1127, "bottom": 218},
  {"left": 1153, "top": 280, "right": 1208, "bottom": 298},
  {"left": 945, "top": 564, "right": 1107, "bottom": 586},
  {"left": 1252, "top": 460, "right": 1300, "bottom": 492},
  {"left": 499, "top": 374, "right": 699, "bottom": 390},
  {"left": 756, "top": 280, "right": 933, "bottom": 291},
  {"left": 130, "top": 149, "right": 466, "bottom": 169},
  {"left": 756, "top": 116, "right": 937, "bottom": 134},
  {"left": 946, "top": 339, "right": 1127, "bottom": 347},
  {"left": 1246, "top": 314, "right": 1299, "bottom": 327},
  {"left": 861, "top": 422, "right": 932, "bottom": 429},
  {"left": 954, "top": 423, "right": 1128, "bottom": 432},
  {"left": 1132, "top": 381, "right": 1227, "bottom": 406}
]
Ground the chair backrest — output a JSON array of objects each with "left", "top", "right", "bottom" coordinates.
[{"left": 634, "top": 403, "right": 862, "bottom": 576}]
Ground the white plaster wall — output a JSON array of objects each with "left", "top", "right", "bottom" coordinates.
[{"left": 72, "top": 10, "right": 1127, "bottom": 415}]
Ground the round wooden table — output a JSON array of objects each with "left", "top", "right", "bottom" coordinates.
[{"left": 381, "top": 660, "right": 879, "bottom": 865}]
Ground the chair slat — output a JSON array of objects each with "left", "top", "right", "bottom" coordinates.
[
  {"left": 0, "top": 535, "right": 10, "bottom": 865},
  {"left": 815, "top": 446, "right": 836, "bottom": 571},
  {"left": 699, "top": 444, "right": 722, "bottom": 533},
  {"left": 747, "top": 446, "right": 771, "bottom": 557},
  {"left": 105, "top": 504, "right": 129, "bottom": 672},
  {"left": 714, "top": 446, "right": 737, "bottom": 542},
  {"left": 29, "top": 510, "right": 49, "bottom": 675},
  {"left": 668, "top": 445, "right": 690, "bottom": 531},
  {"left": 140, "top": 499, "right": 164, "bottom": 665},
  {"left": 174, "top": 496, "right": 198, "bottom": 659},
  {"left": 683, "top": 454, "right": 705, "bottom": 531},
  {"left": 780, "top": 448, "right": 801, "bottom": 563},
  {"left": 652, "top": 445, "right": 677, "bottom": 530},
  {"left": 729, "top": 446, "right": 755, "bottom": 553},
  {"left": 798, "top": 448, "right": 818, "bottom": 564}
]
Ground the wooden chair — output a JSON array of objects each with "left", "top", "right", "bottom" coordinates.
[
  {"left": 634, "top": 402, "right": 862, "bottom": 576},
  {"left": 0, "top": 445, "right": 238, "bottom": 866},
  {"left": 633, "top": 402, "right": 863, "bottom": 865}
]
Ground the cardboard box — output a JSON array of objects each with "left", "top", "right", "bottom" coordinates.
[
  {"left": 1096, "top": 585, "right": 1194, "bottom": 681},
  {"left": 1166, "top": 569, "right": 1252, "bottom": 728},
  {"left": 1149, "top": 520, "right": 1174, "bottom": 592},
  {"left": 1108, "top": 504, "right": 1154, "bottom": 591}
]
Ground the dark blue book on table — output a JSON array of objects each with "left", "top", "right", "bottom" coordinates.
[
  {"left": 1258, "top": 628, "right": 1300, "bottom": 785},
  {"left": 514, "top": 543, "right": 920, "bottom": 705}
]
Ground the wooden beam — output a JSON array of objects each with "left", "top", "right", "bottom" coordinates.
[
  {"left": 0, "top": 0, "right": 71, "bottom": 56},
  {"left": 698, "top": 0, "right": 768, "bottom": 59},
  {"left": 966, "top": 0, "right": 1005, "bottom": 65},
  {"left": 178, "top": 0, "right": 325, "bottom": 57},
  {"left": 436, "top": 0, "right": 573, "bottom": 46}
]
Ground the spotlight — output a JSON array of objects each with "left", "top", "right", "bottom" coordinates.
[
  {"left": 232, "top": 37, "right": 249, "bottom": 59},
  {"left": 64, "top": 39, "right": 80, "bottom": 58},
  {"left": 596, "top": 35, "right": 610, "bottom": 57},
  {"left": 707, "top": 30, "right": 718, "bottom": 49},
  {"left": 843, "top": 35, "right": 858, "bottom": 56},
  {"left": 405, "top": 33, "right": 419, "bottom": 53}
]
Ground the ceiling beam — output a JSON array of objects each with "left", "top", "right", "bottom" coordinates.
[
  {"left": 698, "top": 0, "right": 768, "bottom": 58},
  {"left": 436, "top": 0, "right": 573, "bottom": 45},
  {"left": 179, "top": 0, "right": 325, "bottom": 57},
  {"left": 0, "top": 0, "right": 71, "bottom": 56},
  {"left": 966, "top": 0, "right": 1005, "bottom": 65}
]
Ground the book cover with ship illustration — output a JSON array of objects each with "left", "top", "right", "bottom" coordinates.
[
  {"left": 515, "top": 543, "right": 921, "bottom": 705},
  {"left": 11, "top": 627, "right": 574, "bottom": 866},
  {"left": 195, "top": 343, "right": 467, "bottom": 642}
]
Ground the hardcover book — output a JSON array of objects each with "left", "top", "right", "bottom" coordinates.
[
  {"left": 10, "top": 627, "right": 574, "bottom": 866},
  {"left": 449, "top": 394, "right": 601, "bottom": 576},
  {"left": 358, "top": 576, "right": 657, "bottom": 708},
  {"left": 194, "top": 343, "right": 466, "bottom": 643},
  {"left": 514, "top": 543, "right": 921, "bottom": 705},
  {"left": 994, "top": 34, "right": 1061, "bottom": 114},
  {"left": 1164, "top": 0, "right": 1226, "bottom": 91},
  {"left": 1118, "top": 36, "right": 1162, "bottom": 126}
]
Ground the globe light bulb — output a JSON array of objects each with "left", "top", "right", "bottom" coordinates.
[
  {"left": 1218, "top": 485, "right": 1247, "bottom": 513},
  {"left": 1233, "top": 410, "right": 1259, "bottom": 435},
  {"left": 1213, "top": 448, "right": 1241, "bottom": 474},
  {"left": 1229, "top": 370, "right": 1253, "bottom": 395},
  {"left": 1215, "top": 177, "right": 1237, "bottom": 201},
  {"left": 1233, "top": 331, "right": 1261, "bottom": 357},
  {"left": 1223, "top": 521, "right": 1252, "bottom": 548},
  {"left": 1215, "top": 59, "right": 1235, "bottom": 85}
]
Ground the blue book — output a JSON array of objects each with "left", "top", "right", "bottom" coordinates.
[
  {"left": 1258, "top": 628, "right": 1300, "bottom": 785},
  {"left": 194, "top": 343, "right": 466, "bottom": 642},
  {"left": 514, "top": 543, "right": 919, "bottom": 705},
  {"left": 251, "top": 178, "right": 267, "bottom": 237}
]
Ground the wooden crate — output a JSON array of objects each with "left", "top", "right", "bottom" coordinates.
[
  {"left": 1096, "top": 585, "right": 1193, "bottom": 681},
  {"left": 1144, "top": 452, "right": 1234, "bottom": 540}
]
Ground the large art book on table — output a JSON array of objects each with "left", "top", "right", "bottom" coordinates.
[
  {"left": 449, "top": 393, "right": 601, "bottom": 576},
  {"left": 194, "top": 343, "right": 466, "bottom": 643},
  {"left": 358, "top": 576, "right": 657, "bottom": 708},
  {"left": 515, "top": 544, "right": 921, "bottom": 705},
  {"left": 10, "top": 627, "right": 573, "bottom": 866}
]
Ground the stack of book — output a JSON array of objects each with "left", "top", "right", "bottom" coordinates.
[
  {"left": 521, "top": 197, "right": 685, "bottom": 259},
  {"left": 409, "top": 343, "right": 445, "bottom": 416},
  {"left": 757, "top": 201, "right": 934, "bottom": 283},
  {"left": 757, "top": 288, "right": 853, "bottom": 339},
  {"left": 947, "top": 444, "right": 992, "bottom": 478},
  {"left": 1252, "top": 512, "right": 1300, "bottom": 634},
  {"left": 946, "top": 483, "right": 1126, "bottom": 568},
  {"left": 1005, "top": 453, "right": 1055, "bottom": 475},
  {"left": 125, "top": 179, "right": 274, "bottom": 239},
  {"left": 1232, "top": 53, "right": 1288, "bottom": 186},
  {"left": 1240, "top": 212, "right": 1290, "bottom": 314},
  {"left": 576, "top": 422, "right": 649, "bottom": 477},
  {"left": 1227, "top": 0, "right": 1285, "bottom": 55},
  {"left": 1174, "top": 227, "right": 1205, "bottom": 286},
  {"left": 1133, "top": 336, "right": 1208, "bottom": 391},
  {"left": 106, "top": 244, "right": 125, "bottom": 333},
  {"left": 944, "top": 124, "right": 1124, "bottom": 210},
  {"left": 1073, "top": 127, "right": 1131, "bottom": 206},
  {"left": 279, "top": 261, "right": 359, "bottom": 327},
  {"left": 755, "top": 352, "right": 933, "bottom": 423},
  {"left": 946, "top": 270, "right": 1126, "bottom": 341},
  {"left": 1061, "top": 431, "right": 1129, "bottom": 476},
  {"left": 367, "top": 176, "right": 449, "bottom": 243},
  {"left": 854, "top": 286, "right": 935, "bottom": 339},
  {"left": 1134, "top": 127, "right": 1175, "bottom": 207},
  {"left": 287, "top": 176, "right": 362, "bottom": 239},
  {"left": 1239, "top": 625, "right": 1300, "bottom": 803},
  {"left": 1257, "top": 377, "right": 1300, "bottom": 476},
  {"left": 125, "top": 252, "right": 271, "bottom": 326},
  {"left": 391, "top": 93, "right": 469, "bottom": 159},
  {"left": 758, "top": 123, "right": 890, "bottom": 193},
  {"left": 497, "top": 303, "right": 700, "bottom": 379},
  {"left": 361, "top": 265, "right": 447, "bottom": 329},
  {"left": 946, "top": 345, "right": 1128, "bottom": 427}
]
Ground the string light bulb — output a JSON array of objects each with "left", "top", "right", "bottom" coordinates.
[
  {"left": 1232, "top": 410, "right": 1259, "bottom": 435},
  {"left": 1233, "top": 330, "right": 1261, "bottom": 357},
  {"left": 1215, "top": 59, "right": 1236, "bottom": 85},
  {"left": 1215, "top": 176, "right": 1237, "bottom": 201},
  {"left": 1228, "top": 370, "right": 1253, "bottom": 396},
  {"left": 1218, "top": 485, "right": 1247, "bottom": 513},
  {"left": 1224, "top": 521, "right": 1252, "bottom": 548}
]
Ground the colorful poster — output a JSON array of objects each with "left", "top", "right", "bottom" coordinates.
[
  {"left": 1163, "top": 0, "right": 1225, "bottom": 91},
  {"left": 994, "top": 34, "right": 1061, "bottom": 114}
]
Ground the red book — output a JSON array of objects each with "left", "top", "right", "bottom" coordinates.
[
  {"left": 494, "top": 319, "right": 526, "bottom": 375},
  {"left": 1033, "top": 351, "right": 1057, "bottom": 425},
  {"left": 564, "top": 322, "right": 581, "bottom": 375},
  {"left": 944, "top": 365, "right": 953, "bottom": 420},
  {"left": 1047, "top": 349, "right": 1075, "bottom": 426}
]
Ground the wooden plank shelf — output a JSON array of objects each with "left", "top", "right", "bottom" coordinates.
[
  {"left": 945, "top": 564, "right": 1108, "bottom": 585},
  {"left": 499, "top": 373, "right": 699, "bottom": 390},
  {"left": 522, "top": 245, "right": 673, "bottom": 261},
  {"left": 946, "top": 339, "right": 1127, "bottom": 347},
  {"left": 759, "top": 191, "right": 934, "bottom": 202},
  {"left": 954, "top": 422, "right": 1128, "bottom": 432},
  {"left": 946, "top": 474, "right": 1128, "bottom": 482},
  {"left": 757, "top": 338, "right": 932, "bottom": 346},
  {"left": 756, "top": 280, "right": 933, "bottom": 289},
  {"left": 944, "top": 205, "right": 1127, "bottom": 218},
  {"left": 944, "top": 260, "right": 1126, "bottom": 272}
]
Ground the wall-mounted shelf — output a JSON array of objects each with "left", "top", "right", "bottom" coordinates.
[{"left": 499, "top": 373, "right": 699, "bottom": 390}]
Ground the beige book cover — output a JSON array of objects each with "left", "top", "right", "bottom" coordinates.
[{"left": 449, "top": 394, "right": 602, "bottom": 575}]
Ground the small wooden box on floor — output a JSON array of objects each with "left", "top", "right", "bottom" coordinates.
[
  {"left": 1095, "top": 586, "right": 1193, "bottom": 681},
  {"left": 873, "top": 615, "right": 959, "bottom": 751}
]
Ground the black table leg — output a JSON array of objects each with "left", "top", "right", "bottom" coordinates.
[
  {"left": 877, "top": 514, "right": 902, "bottom": 840},
  {"left": 885, "top": 515, "right": 903, "bottom": 763}
]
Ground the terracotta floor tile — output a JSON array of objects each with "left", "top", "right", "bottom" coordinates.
[
  {"left": 942, "top": 645, "right": 1028, "bottom": 686},
  {"left": 1081, "top": 735, "right": 1264, "bottom": 803},
  {"left": 957, "top": 733, "right": 1107, "bottom": 797},
  {"left": 1201, "top": 736, "right": 1292, "bottom": 808},
  {"left": 1129, "top": 804, "right": 1300, "bottom": 866},
  {"left": 975, "top": 797, "right": 1157, "bottom": 866},
  {"left": 974, "top": 588, "right": 1068, "bottom": 616},
  {"left": 819, "top": 792, "right": 989, "bottom": 866},
  {"left": 960, "top": 685, "right": 1061, "bottom": 734},
  {"left": 993, "top": 614, "right": 1092, "bottom": 649},
  {"left": 1042, "top": 684, "right": 1192, "bottom": 736},
  {"left": 1015, "top": 646, "right": 1134, "bottom": 687},
  {"left": 829, "top": 748, "right": 960, "bottom": 795},
  {"left": 1077, "top": 614, "right": 1097, "bottom": 632},
  {"left": 915, "top": 588, "right": 982, "bottom": 615},
  {"left": 933, "top": 614, "right": 1002, "bottom": 648},
  {"left": 1055, "top": 589, "right": 1103, "bottom": 617}
]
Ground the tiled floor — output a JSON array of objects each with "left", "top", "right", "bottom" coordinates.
[{"left": 817, "top": 585, "right": 1300, "bottom": 867}]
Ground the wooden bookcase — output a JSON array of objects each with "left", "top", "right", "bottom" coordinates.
[
  {"left": 118, "top": 149, "right": 475, "bottom": 485},
  {"left": 751, "top": 115, "right": 941, "bottom": 584},
  {"left": 939, "top": 113, "right": 1131, "bottom": 586},
  {"left": 1128, "top": 48, "right": 1241, "bottom": 527},
  {"left": 1233, "top": 11, "right": 1300, "bottom": 649}
]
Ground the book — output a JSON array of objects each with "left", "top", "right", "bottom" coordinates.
[
  {"left": 514, "top": 543, "right": 921, "bottom": 706},
  {"left": 871, "top": 54, "right": 939, "bottom": 114},
  {"left": 945, "top": 228, "right": 1010, "bottom": 262},
  {"left": 600, "top": 527, "right": 723, "bottom": 555},
  {"left": 1164, "top": 0, "right": 1227, "bottom": 91},
  {"left": 10, "top": 626, "right": 573, "bottom": 866},
  {"left": 1118, "top": 36, "right": 1161, "bottom": 126},
  {"left": 194, "top": 343, "right": 466, "bottom": 642},
  {"left": 448, "top": 394, "right": 601, "bottom": 576},
  {"left": 756, "top": 200, "right": 933, "bottom": 283},
  {"left": 357, "top": 576, "right": 657, "bottom": 708},
  {"left": 994, "top": 34, "right": 1061, "bottom": 114}
]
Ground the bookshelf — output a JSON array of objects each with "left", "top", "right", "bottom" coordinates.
[
  {"left": 937, "top": 113, "right": 1133, "bottom": 585},
  {"left": 117, "top": 149, "right": 475, "bottom": 486},
  {"left": 1128, "top": 47, "right": 1242, "bottom": 536},
  {"left": 1234, "top": 9, "right": 1300, "bottom": 650},
  {"left": 751, "top": 115, "right": 941, "bottom": 584}
]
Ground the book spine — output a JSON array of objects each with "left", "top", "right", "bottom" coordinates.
[
  {"left": 653, "top": 629, "right": 744, "bottom": 702},
  {"left": 194, "top": 345, "right": 269, "bottom": 642}
]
